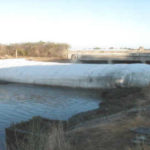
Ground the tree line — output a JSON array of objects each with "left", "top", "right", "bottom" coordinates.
[{"left": 0, "top": 42, "right": 70, "bottom": 58}]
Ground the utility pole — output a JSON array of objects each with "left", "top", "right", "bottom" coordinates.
[{"left": 15, "top": 49, "right": 18, "bottom": 58}]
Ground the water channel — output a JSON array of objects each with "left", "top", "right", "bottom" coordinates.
[{"left": 0, "top": 83, "right": 101, "bottom": 149}]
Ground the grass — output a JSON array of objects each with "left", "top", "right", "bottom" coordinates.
[
  {"left": 68, "top": 87, "right": 146, "bottom": 127},
  {"left": 68, "top": 109, "right": 150, "bottom": 150},
  {"left": 6, "top": 117, "right": 72, "bottom": 150},
  {"left": 26, "top": 57, "right": 69, "bottom": 63},
  {"left": 67, "top": 87, "right": 150, "bottom": 150},
  {"left": 46, "top": 125, "right": 72, "bottom": 150}
]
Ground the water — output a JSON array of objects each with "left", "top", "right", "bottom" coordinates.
[{"left": 0, "top": 83, "right": 101, "bottom": 149}]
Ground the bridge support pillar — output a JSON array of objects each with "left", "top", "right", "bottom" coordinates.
[
  {"left": 108, "top": 60, "right": 113, "bottom": 64},
  {"left": 141, "top": 60, "right": 146, "bottom": 64}
]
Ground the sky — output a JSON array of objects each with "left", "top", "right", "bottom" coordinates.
[{"left": 0, "top": 0, "right": 150, "bottom": 49}]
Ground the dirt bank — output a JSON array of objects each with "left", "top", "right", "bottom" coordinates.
[
  {"left": 27, "top": 57, "right": 70, "bottom": 63},
  {"left": 6, "top": 87, "right": 150, "bottom": 150},
  {"left": 0, "top": 56, "right": 70, "bottom": 63},
  {"left": 68, "top": 106, "right": 150, "bottom": 150},
  {"left": 66, "top": 87, "right": 150, "bottom": 150},
  {"left": 68, "top": 87, "right": 148, "bottom": 127}
]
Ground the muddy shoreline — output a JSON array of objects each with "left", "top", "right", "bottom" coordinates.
[
  {"left": 6, "top": 87, "right": 150, "bottom": 150},
  {"left": 68, "top": 87, "right": 146, "bottom": 127}
]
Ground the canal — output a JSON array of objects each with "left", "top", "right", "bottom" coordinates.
[{"left": 0, "top": 83, "right": 101, "bottom": 149}]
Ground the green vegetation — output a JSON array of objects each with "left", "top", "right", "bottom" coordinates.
[{"left": 0, "top": 41, "right": 70, "bottom": 58}]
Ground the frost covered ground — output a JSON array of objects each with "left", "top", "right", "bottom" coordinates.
[{"left": 0, "top": 58, "right": 150, "bottom": 89}]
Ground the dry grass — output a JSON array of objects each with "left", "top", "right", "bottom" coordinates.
[
  {"left": 0, "top": 56, "right": 69, "bottom": 63},
  {"left": 68, "top": 107, "right": 150, "bottom": 150},
  {"left": 66, "top": 87, "right": 150, "bottom": 150},
  {"left": 46, "top": 125, "right": 72, "bottom": 150},
  {"left": 127, "top": 145, "right": 150, "bottom": 150},
  {"left": 6, "top": 116, "right": 72, "bottom": 150},
  {"left": 69, "top": 88, "right": 147, "bottom": 127},
  {"left": 26, "top": 57, "right": 69, "bottom": 63},
  {"left": 7, "top": 124, "right": 73, "bottom": 150}
]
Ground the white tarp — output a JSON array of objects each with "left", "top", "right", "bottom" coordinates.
[{"left": 0, "top": 59, "right": 150, "bottom": 89}]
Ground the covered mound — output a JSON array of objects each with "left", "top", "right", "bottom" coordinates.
[{"left": 0, "top": 59, "right": 150, "bottom": 89}]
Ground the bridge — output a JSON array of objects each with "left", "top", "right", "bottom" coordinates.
[{"left": 68, "top": 49, "right": 150, "bottom": 63}]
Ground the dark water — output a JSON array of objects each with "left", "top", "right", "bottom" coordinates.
[{"left": 0, "top": 83, "right": 101, "bottom": 149}]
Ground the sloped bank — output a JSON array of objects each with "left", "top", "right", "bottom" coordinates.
[
  {"left": 5, "top": 87, "right": 150, "bottom": 150},
  {"left": 68, "top": 87, "right": 146, "bottom": 127},
  {"left": 0, "top": 59, "right": 150, "bottom": 89}
]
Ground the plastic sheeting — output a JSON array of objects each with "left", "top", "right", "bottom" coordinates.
[{"left": 0, "top": 59, "right": 150, "bottom": 89}]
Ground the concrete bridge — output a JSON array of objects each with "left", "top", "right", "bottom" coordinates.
[{"left": 68, "top": 49, "right": 150, "bottom": 63}]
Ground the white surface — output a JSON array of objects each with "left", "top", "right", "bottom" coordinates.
[{"left": 0, "top": 59, "right": 150, "bottom": 89}]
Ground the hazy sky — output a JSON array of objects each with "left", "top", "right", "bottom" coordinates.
[{"left": 0, "top": 0, "right": 150, "bottom": 49}]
